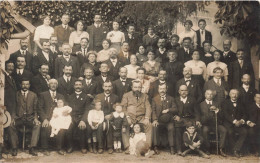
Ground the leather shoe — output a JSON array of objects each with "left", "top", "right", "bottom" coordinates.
[
  {"left": 204, "top": 150, "right": 210, "bottom": 155},
  {"left": 220, "top": 149, "right": 227, "bottom": 157},
  {"left": 125, "top": 147, "right": 130, "bottom": 154},
  {"left": 29, "top": 148, "right": 38, "bottom": 156},
  {"left": 42, "top": 150, "right": 50, "bottom": 156},
  {"left": 118, "top": 149, "right": 122, "bottom": 153},
  {"left": 170, "top": 147, "right": 175, "bottom": 155},
  {"left": 234, "top": 151, "right": 240, "bottom": 158},
  {"left": 67, "top": 147, "right": 73, "bottom": 153},
  {"left": 98, "top": 149, "right": 103, "bottom": 154},
  {"left": 57, "top": 150, "right": 65, "bottom": 155},
  {"left": 12, "top": 148, "right": 17, "bottom": 156},
  {"left": 154, "top": 146, "right": 159, "bottom": 155},
  {"left": 81, "top": 148, "right": 87, "bottom": 154},
  {"left": 177, "top": 150, "right": 182, "bottom": 155},
  {"left": 108, "top": 148, "right": 113, "bottom": 154}
]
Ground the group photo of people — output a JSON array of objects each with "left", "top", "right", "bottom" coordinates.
[{"left": 1, "top": 1, "right": 259, "bottom": 162}]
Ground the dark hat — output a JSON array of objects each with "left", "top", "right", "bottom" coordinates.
[{"left": 158, "top": 113, "right": 172, "bottom": 124}]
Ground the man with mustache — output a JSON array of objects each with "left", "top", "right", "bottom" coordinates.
[{"left": 31, "top": 64, "right": 50, "bottom": 96}]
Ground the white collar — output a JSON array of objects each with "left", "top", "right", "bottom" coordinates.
[
  {"left": 110, "top": 58, "right": 117, "bottom": 62},
  {"left": 184, "top": 47, "right": 189, "bottom": 52},
  {"left": 21, "top": 90, "right": 28, "bottom": 94},
  {"left": 63, "top": 75, "right": 71, "bottom": 80},
  {"left": 17, "top": 68, "right": 24, "bottom": 74},
  {"left": 75, "top": 91, "right": 82, "bottom": 95},
  {"left": 242, "top": 84, "right": 249, "bottom": 89},
  {"left": 85, "top": 78, "right": 92, "bottom": 82},
  {"left": 205, "top": 99, "right": 212, "bottom": 105},
  {"left": 200, "top": 29, "right": 205, "bottom": 32},
  {"left": 20, "top": 49, "right": 27, "bottom": 54},
  {"left": 49, "top": 90, "right": 56, "bottom": 95},
  {"left": 42, "top": 51, "right": 49, "bottom": 56},
  {"left": 120, "top": 78, "right": 126, "bottom": 82},
  {"left": 63, "top": 55, "right": 70, "bottom": 59},
  {"left": 180, "top": 96, "right": 187, "bottom": 102},
  {"left": 185, "top": 78, "right": 191, "bottom": 81},
  {"left": 231, "top": 100, "right": 237, "bottom": 103},
  {"left": 223, "top": 50, "right": 230, "bottom": 54},
  {"left": 62, "top": 24, "right": 68, "bottom": 28},
  {"left": 94, "top": 23, "right": 101, "bottom": 28},
  {"left": 104, "top": 93, "right": 110, "bottom": 97},
  {"left": 113, "top": 112, "right": 124, "bottom": 118},
  {"left": 213, "top": 77, "right": 221, "bottom": 83}
]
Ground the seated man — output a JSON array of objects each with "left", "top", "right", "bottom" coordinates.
[
  {"left": 121, "top": 80, "right": 152, "bottom": 154},
  {"left": 247, "top": 92, "right": 260, "bottom": 156},
  {"left": 82, "top": 67, "right": 98, "bottom": 100},
  {"left": 174, "top": 85, "right": 200, "bottom": 155},
  {"left": 152, "top": 83, "right": 177, "bottom": 155},
  {"left": 223, "top": 89, "right": 247, "bottom": 157},
  {"left": 31, "top": 64, "right": 50, "bottom": 96},
  {"left": 238, "top": 74, "right": 257, "bottom": 106},
  {"left": 9, "top": 79, "right": 41, "bottom": 156},
  {"left": 199, "top": 89, "right": 227, "bottom": 156}
]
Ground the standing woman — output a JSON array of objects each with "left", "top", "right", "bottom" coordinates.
[
  {"left": 142, "top": 50, "right": 161, "bottom": 82},
  {"left": 124, "top": 54, "right": 140, "bottom": 80},
  {"left": 69, "top": 20, "right": 89, "bottom": 52},
  {"left": 34, "top": 15, "right": 54, "bottom": 53},
  {"left": 178, "top": 20, "right": 197, "bottom": 49},
  {"left": 97, "top": 39, "right": 111, "bottom": 63},
  {"left": 184, "top": 50, "right": 207, "bottom": 88},
  {"left": 136, "top": 44, "right": 148, "bottom": 66},
  {"left": 106, "top": 20, "right": 125, "bottom": 53}
]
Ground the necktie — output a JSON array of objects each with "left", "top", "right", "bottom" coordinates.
[
  {"left": 201, "top": 30, "right": 204, "bottom": 35},
  {"left": 122, "top": 80, "right": 126, "bottom": 86},
  {"left": 233, "top": 102, "right": 237, "bottom": 107},
  {"left": 83, "top": 48, "right": 86, "bottom": 56},
  {"left": 217, "top": 79, "right": 221, "bottom": 86},
  {"left": 76, "top": 94, "right": 79, "bottom": 99},
  {"left": 186, "top": 80, "right": 190, "bottom": 86},
  {"left": 52, "top": 92, "right": 55, "bottom": 101},
  {"left": 105, "top": 95, "right": 110, "bottom": 103},
  {"left": 86, "top": 80, "right": 90, "bottom": 86},
  {"left": 161, "top": 96, "right": 166, "bottom": 101},
  {"left": 18, "top": 70, "right": 22, "bottom": 75},
  {"left": 22, "top": 51, "right": 26, "bottom": 56},
  {"left": 22, "top": 92, "right": 26, "bottom": 101},
  {"left": 239, "top": 60, "right": 243, "bottom": 68}
]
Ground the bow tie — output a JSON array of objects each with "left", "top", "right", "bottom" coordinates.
[
  {"left": 185, "top": 79, "right": 191, "bottom": 82},
  {"left": 102, "top": 75, "right": 107, "bottom": 78}
]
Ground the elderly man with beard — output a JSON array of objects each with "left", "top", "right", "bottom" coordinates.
[
  {"left": 31, "top": 64, "right": 50, "bottom": 96},
  {"left": 121, "top": 80, "right": 152, "bottom": 154}
]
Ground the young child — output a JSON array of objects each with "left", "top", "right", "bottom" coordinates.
[
  {"left": 110, "top": 103, "right": 127, "bottom": 153},
  {"left": 182, "top": 122, "right": 210, "bottom": 158},
  {"left": 49, "top": 98, "right": 72, "bottom": 137},
  {"left": 129, "top": 123, "right": 154, "bottom": 157},
  {"left": 87, "top": 99, "right": 104, "bottom": 154}
]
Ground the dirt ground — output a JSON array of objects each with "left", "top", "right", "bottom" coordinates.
[{"left": 2, "top": 150, "right": 259, "bottom": 163}]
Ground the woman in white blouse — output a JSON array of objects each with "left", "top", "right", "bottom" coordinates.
[
  {"left": 97, "top": 39, "right": 111, "bottom": 63},
  {"left": 106, "top": 20, "right": 125, "bottom": 52},
  {"left": 207, "top": 50, "right": 228, "bottom": 82},
  {"left": 136, "top": 67, "right": 150, "bottom": 94},
  {"left": 142, "top": 50, "right": 161, "bottom": 82},
  {"left": 184, "top": 50, "right": 206, "bottom": 88},
  {"left": 178, "top": 20, "right": 197, "bottom": 49},
  {"left": 34, "top": 15, "right": 54, "bottom": 53},
  {"left": 69, "top": 20, "right": 89, "bottom": 52},
  {"left": 124, "top": 54, "right": 140, "bottom": 79}
]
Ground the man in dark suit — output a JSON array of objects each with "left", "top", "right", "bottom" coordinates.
[
  {"left": 105, "top": 50, "right": 124, "bottom": 81},
  {"left": 199, "top": 89, "right": 227, "bottom": 156},
  {"left": 223, "top": 89, "right": 247, "bottom": 157},
  {"left": 72, "top": 37, "right": 89, "bottom": 67},
  {"left": 238, "top": 74, "right": 257, "bottom": 106},
  {"left": 9, "top": 79, "right": 41, "bottom": 156},
  {"left": 174, "top": 85, "right": 200, "bottom": 155},
  {"left": 67, "top": 80, "right": 91, "bottom": 154},
  {"left": 82, "top": 67, "right": 98, "bottom": 100},
  {"left": 247, "top": 93, "right": 260, "bottom": 156},
  {"left": 118, "top": 42, "right": 131, "bottom": 66},
  {"left": 112, "top": 67, "right": 132, "bottom": 101},
  {"left": 55, "top": 43, "right": 80, "bottom": 78},
  {"left": 200, "top": 41, "right": 214, "bottom": 66},
  {"left": 32, "top": 41, "right": 55, "bottom": 77},
  {"left": 12, "top": 56, "right": 33, "bottom": 90},
  {"left": 94, "top": 81, "right": 119, "bottom": 154},
  {"left": 87, "top": 14, "right": 109, "bottom": 51},
  {"left": 155, "top": 38, "right": 168, "bottom": 64},
  {"left": 31, "top": 64, "right": 50, "bottom": 96},
  {"left": 38, "top": 79, "right": 64, "bottom": 155},
  {"left": 54, "top": 14, "right": 74, "bottom": 47},
  {"left": 49, "top": 35, "right": 62, "bottom": 58},
  {"left": 176, "top": 67, "right": 203, "bottom": 103},
  {"left": 204, "top": 67, "right": 229, "bottom": 105},
  {"left": 152, "top": 84, "right": 177, "bottom": 155},
  {"left": 96, "top": 62, "right": 114, "bottom": 94},
  {"left": 9, "top": 38, "right": 33, "bottom": 72},
  {"left": 228, "top": 49, "right": 255, "bottom": 89},
  {"left": 57, "top": 65, "right": 77, "bottom": 102},
  {"left": 220, "top": 40, "right": 237, "bottom": 66},
  {"left": 177, "top": 37, "right": 193, "bottom": 64},
  {"left": 196, "top": 19, "right": 212, "bottom": 49},
  {"left": 125, "top": 24, "right": 141, "bottom": 54}
]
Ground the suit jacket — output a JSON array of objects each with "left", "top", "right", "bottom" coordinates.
[
  {"left": 203, "top": 79, "right": 229, "bottom": 105},
  {"left": 199, "top": 100, "right": 224, "bottom": 126},
  {"left": 200, "top": 51, "right": 214, "bottom": 66},
  {"left": 68, "top": 92, "right": 91, "bottom": 123},
  {"left": 177, "top": 48, "right": 193, "bottom": 64},
  {"left": 31, "top": 74, "right": 49, "bottom": 96},
  {"left": 248, "top": 103, "right": 260, "bottom": 126},
  {"left": 195, "top": 30, "right": 212, "bottom": 48},
  {"left": 38, "top": 91, "right": 64, "bottom": 121},
  {"left": 220, "top": 51, "right": 237, "bottom": 66},
  {"left": 112, "top": 78, "right": 132, "bottom": 101},
  {"left": 15, "top": 91, "right": 38, "bottom": 121},
  {"left": 9, "top": 50, "right": 33, "bottom": 72},
  {"left": 12, "top": 69, "right": 33, "bottom": 90},
  {"left": 125, "top": 32, "right": 141, "bottom": 54},
  {"left": 54, "top": 24, "right": 74, "bottom": 46},
  {"left": 118, "top": 51, "right": 131, "bottom": 66},
  {"left": 94, "top": 93, "right": 119, "bottom": 116},
  {"left": 80, "top": 62, "right": 101, "bottom": 77},
  {"left": 142, "top": 34, "right": 159, "bottom": 51},
  {"left": 82, "top": 78, "right": 98, "bottom": 97},
  {"left": 151, "top": 94, "right": 177, "bottom": 121},
  {"left": 175, "top": 96, "right": 200, "bottom": 127},
  {"left": 95, "top": 74, "right": 114, "bottom": 94},
  {"left": 164, "top": 60, "right": 184, "bottom": 83},
  {"left": 223, "top": 99, "right": 246, "bottom": 128},
  {"left": 148, "top": 80, "right": 173, "bottom": 100},
  {"left": 71, "top": 46, "right": 89, "bottom": 67},
  {"left": 57, "top": 76, "right": 77, "bottom": 101},
  {"left": 105, "top": 59, "right": 124, "bottom": 81},
  {"left": 4, "top": 73, "right": 17, "bottom": 117},
  {"left": 228, "top": 60, "right": 255, "bottom": 89},
  {"left": 54, "top": 55, "right": 80, "bottom": 78},
  {"left": 121, "top": 91, "right": 152, "bottom": 123},
  {"left": 32, "top": 51, "right": 55, "bottom": 77},
  {"left": 176, "top": 77, "right": 203, "bottom": 103},
  {"left": 87, "top": 24, "right": 109, "bottom": 51},
  {"left": 155, "top": 49, "right": 168, "bottom": 63},
  {"left": 238, "top": 86, "right": 257, "bottom": 106}
]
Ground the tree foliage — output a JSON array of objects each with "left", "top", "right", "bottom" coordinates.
[{"left": 215, "top": 1, "right": 260, "bottom": 46}]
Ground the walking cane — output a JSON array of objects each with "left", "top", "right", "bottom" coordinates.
[
  {"left": 22, "top": 125, "right": 26, "bottom": 151},
  {"left": 215, "top": 112, "right": 219, "bottom": 155}
]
